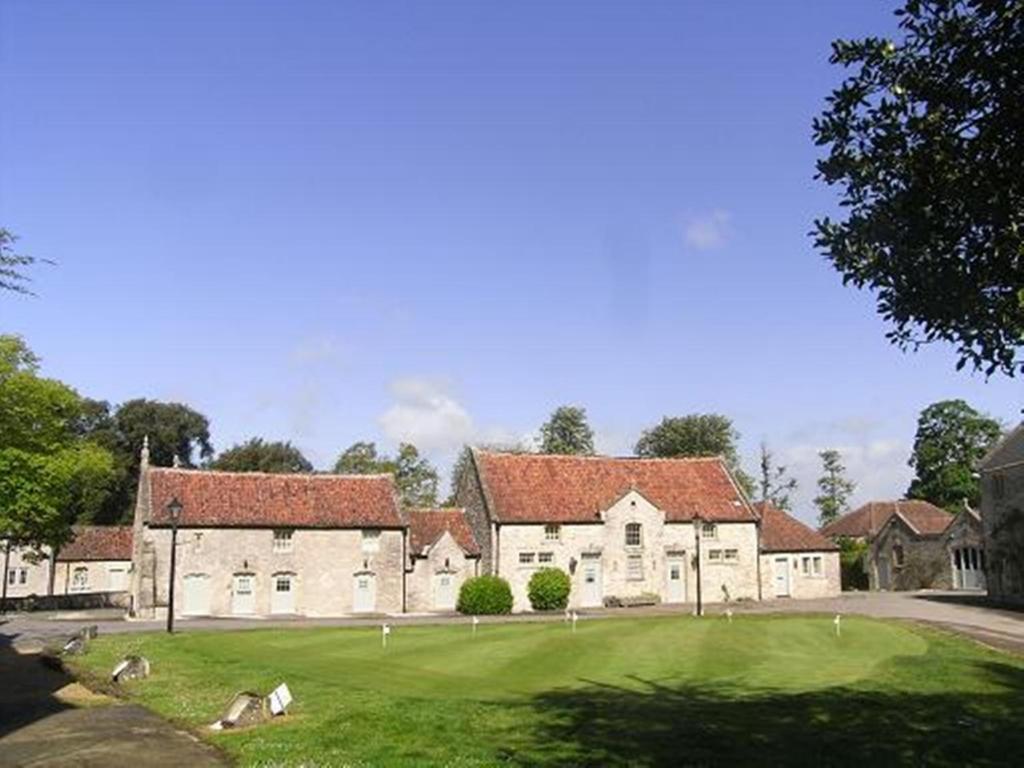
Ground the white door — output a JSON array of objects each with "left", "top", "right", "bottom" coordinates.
[
  {"left": 353, "top": 573, "right": 376, "bottom": 613},
  {"left": 434, "top": 572, "right": 457, "bottom": 611},
  {"left": 666, "top": 557, "right": 686, "bottom": 603},
  {"left": 271, "top": 574, "right": 295, "bottom": 614},
  {"left": 773, "top": 557, "right": 791, "bottom": 597},
  {"left": 108, "top": 567, "right": 128, "bottom": 592},
  {"left": 581, "top": 559, "right": 602, "bottom": 607},
  {"left": 232, "top": 574, "right": 256, "bottom": 614},
  {"left": 183, "top": 574, "right": 211, "bottom": 616}
]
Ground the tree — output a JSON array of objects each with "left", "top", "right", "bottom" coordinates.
[
  {"left": 0, "top": 229, "right": 48, "bottom": 295},
  {"left": 445, "top": 441, "right": 532, "bottom": 505},
  {"left": 75, "top": 398, "right": 214, "bottom": 523},
  {"left": 635, "top": 414, "right": 756, "bottom": 498},
  {"left": 907, "top": 399, "right": 1003, "bottom": 511},
  {"left": 814, "top": 449, "right": 856, "bottom": 527},
  {"left": 0, "top": 336, "right": 115, "bottom": 550},
  {"left": 333, "top": 441, "right": 439, "bottom": 508},
  {"left": 539, "top": 405, "right": 595, "bottom": 455},
  {"left": 758, "top": 442, "right": 798, "bottom": 512},
  {"left": 209, "top": 438, "right": 313, "bottom": 474},
  {"left": 813, "top": 0, "right": 1024, "bottom": 376}
]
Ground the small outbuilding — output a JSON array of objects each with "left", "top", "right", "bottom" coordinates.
[
  {"left": 756, "top": 502, "right": 840, "bottom": 600},
  {"left": 406, "top": 508, "right": 481, "bottom": 613}
]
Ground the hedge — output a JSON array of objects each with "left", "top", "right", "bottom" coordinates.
[{"left": 457, "top": 575, "right": 513, "bottom": 615}]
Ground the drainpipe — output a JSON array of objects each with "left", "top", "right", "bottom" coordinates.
[
  {"left": 755, "top": 517, "right": 763, "bottom": 601},
  {"left": 1, "top": 540, "right": 10, "bottom": 614},
  {"left": 401, "top": 528, "right": 408, "bottom": 614},
  {"left": 693, "top": 516, "right": 703, "bottom": 617},
  {"left": 493, "top": 523, "right": 501, "bottom": 576}
]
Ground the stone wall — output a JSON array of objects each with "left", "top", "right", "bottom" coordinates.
[
  {"left": 495, "top": 491, "right": 760, "bottom": 611},
  {"left": 138, "top": 526, "right": 406, "bottom": 618},
  {"left": 406, "top": 532, "right": 479, "bottom": 613},
  {"left": 53, "top": 559, "right": 132, "bottom": 595},
  {"left": 2, "top": 590, "right": 129, "bottom": 613},
  {"left": 2, "top": 543, "right": 53, "bottom": 598},
  {"left": 454, "top": 454, "right": 494, "bottom": 574},
  {"left": 982, "top": 433, "right": 1024, "bottom": 603},
  {"left": 759, "top": 551, "right": 841, "bottom": 600},
  {"left": 870, "top": 521, "right": 951, "bottom": 591}
]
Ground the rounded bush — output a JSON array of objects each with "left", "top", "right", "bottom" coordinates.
[
  {"left": 527, "top": 567, "right": 571, "bottom": 611},
  {"left": 457, "top": 575, "right": 513, "bottom": 615}
]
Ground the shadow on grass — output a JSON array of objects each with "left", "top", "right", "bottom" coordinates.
[{"left": 502, "top": 662, "right": 1024, "bottom": 767}]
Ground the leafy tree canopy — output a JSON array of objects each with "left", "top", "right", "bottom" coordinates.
[
  {"left": 333, "top": 441, "right": 439, "bottom": 508},
  {"left": 539, "top": 405, "right": 595, "bottom": 456},
  {"left": 634, "top": 414, "right": 756, "bottom": 498},
  {"left": 907, "top": 398, "right": 1003, "bottom": 510},
  {"left": 209, "top": 438, "right": 313, "bottom": 474},
  {"left": 814, "top": 449, "right": 856, "bottom": 527},
  {"left": 813, "top": 0, "right": 1024, "bottom": 376},
  {"left": 0, "top": 336, "right": 116, "bottom": 548},
  {"left": 0, "top": 228, "right": 48, "bottom": 296}
]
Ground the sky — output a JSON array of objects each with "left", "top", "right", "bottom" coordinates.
[{"left": 1, "top": 1, "right": 1020, "bottom": 525}]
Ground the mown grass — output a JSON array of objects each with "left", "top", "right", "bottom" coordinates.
[{"left": 69, "top": 615, "right": 1024, "bottom": 766}]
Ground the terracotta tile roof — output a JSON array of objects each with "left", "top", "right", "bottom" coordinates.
[
  {"left": 473, "top": 450, "right": 756, "bottom": 524},
  {"left": 408, "top": 508, "right": 480, "bottom": 556},
  {"left": 820, "top": 500, "right": 952, "bottom": 539},
  {"left": 147, "top": 468, "right": 404, "bottom": 529},
  {"left": 754, "top": 502, "right": 837, "bottom": 553},
  {"left": 57, "top": 526, "right": 133, "bottom": 561}
]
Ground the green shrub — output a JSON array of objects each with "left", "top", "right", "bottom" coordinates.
[
  {"left": 838, "top": 537, "right": 870, "bottom": 590},
  {"left": 527, "top": 568, "right": 571, "bottom": 611},
  {"left": 457, "top": 575, "right": 513, "bottom": 615}
]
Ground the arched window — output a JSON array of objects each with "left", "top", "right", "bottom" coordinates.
[
  {"left": 625, "top": 523, "right": 642, "bottom": 548},
  {"left": 893, "top": 544, "right": 905, "bottom": 568}
]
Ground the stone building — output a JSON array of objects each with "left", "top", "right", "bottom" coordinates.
[
  {"left": 980, "top": 423, "right": 1024, "bottom": 603},
  {"left": 821, "top": 500, "right": 959, "bottom": 590},
  {"left": 3, "top": 526, "right": 133, "bottom": 600},
  {"left": 406, "top": 508, "right": 481, "bottom": 613},
  {"left": 53, "top": 526, "right": 133, "bottom": 594},
  {"left": 456, "top": 450, "right": 762, "bottom": 612},
  {"left": 755, "top": 502, "right": 840, "bottom": 600},
  {"left": 945, "top": 507, "right": 986, "bottom": 590},
  {"left": 129, "top": 445, "right": 407, "bottom": 619}
]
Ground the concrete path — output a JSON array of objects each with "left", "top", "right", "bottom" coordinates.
[{"left": 0, "top": 637, "right": 226, "bottom": 767}]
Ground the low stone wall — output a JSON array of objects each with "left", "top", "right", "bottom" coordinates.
[{"left": 1, "top": 590, "right": 129, "bottom": 613}]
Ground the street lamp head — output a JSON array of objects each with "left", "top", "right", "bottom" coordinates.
[{"left": 166, "top": 496, "right": 183, "bottom": 521}]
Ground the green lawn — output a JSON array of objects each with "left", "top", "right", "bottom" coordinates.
[{"left": 70, "top": 615, "right": 1024, "bottom": 766}]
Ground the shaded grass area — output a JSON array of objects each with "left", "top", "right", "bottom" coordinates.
[{"left": 68, "top": 615, "right": 1024, "bottom": 766}]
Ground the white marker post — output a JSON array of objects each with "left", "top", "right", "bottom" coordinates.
[
  {"left": 834, "top": 614, "right": 841, "bottom": 638},
  {"left": 725, "top": 609, "right": 733, "bottom": 624},
  {"left": 472, "top": 616, "right": 479, "bottom": 637},
  {"left": 382, "top": 623, "right": 391, "bottom": 648},
  {"left": 571, "top": 610, "right": 579, "bottom": 634}
]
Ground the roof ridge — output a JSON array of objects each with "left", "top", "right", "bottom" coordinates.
[
  {"left": 149, "top": 467, "right": 393, "bottom": 481},
  {"left": 475, "top": 449, "right": 725, "bottom": 464}
]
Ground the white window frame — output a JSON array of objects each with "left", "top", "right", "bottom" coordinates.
[
  {"left": 544, "top": 524, "right": 561, "bottom": 541},
  {"left": 812, "top": 556, "right": 823, "bottom": 577},
  {"left": 71, "top": 567, "right": 89, "bottom": 592},
  {"left": 707, "top": 549, "right": 722, "bottom": 562},
  {"left": 801, "top": 556, "right": 811, "bottom": 575},
  {"left": 519, "top": 552, "right": 536, "bottom": 566},
  {"left": 272, "top": 529, "right": 294, "bottom": 553},
  {"left": 274, "top": 574, "right": 293, "bottom": 593},
  {"left": 701, "top": 523, "right": 718, "bottom": 540},
  {"left": 361, "top": 529, "right": 381, "bottom": 553},
  {"left": 19, "top": 567, "right": 28, "bottom": 585},
  {"left": 6, "top": 568, "right": 15, "bottom": 586},
  {"left": 723, "top": 548, "right": 739, "bottom": 563},
  {"left": 625, "top": 523, "right": 643, "bottom": 548},
  {"left": 538, "top": 552, "right": 554, "bottom": 564}
]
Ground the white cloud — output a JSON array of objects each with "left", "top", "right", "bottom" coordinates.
[
  {"left": 378, "top": 377, "right": 476, "bottom": 453},
  {"left": 290, "top": 335, "right": 344, "bottom": 367},
  {"left": 683, "top": 210, "right": 731, "bottom": 251}
]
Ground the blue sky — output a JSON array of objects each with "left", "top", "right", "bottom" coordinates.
[{"left": 1, "top": 1, "right": 1020, "bottom": 523}]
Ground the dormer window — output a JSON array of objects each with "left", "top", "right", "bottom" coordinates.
[
  {"left": 625, "top": 523, "right": 642, "bottom": 548},
  {"left": 273, "top": 529, "right": 294, "bottom": 553},
  {"left": 544, "top": 524, "right": 561, "bottom": 541},
  {"left": 701, "top": 523, "right": 718, "bottom": 539}
]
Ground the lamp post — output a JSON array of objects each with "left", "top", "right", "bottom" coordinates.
[
  {"left": 166, "top": 496, "right": 183, "bottom": 634},
  {"left": 693, "top": 515, "right": 704, "bottom": 617}
]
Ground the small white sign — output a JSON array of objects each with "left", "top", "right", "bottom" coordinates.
[
  {"left": 268, "top": 683, "right": 292, "bottom": 716},
  {"left": 834, "top": 613, "right": 842, "bottom": 637},
  {"left": 382, "top": 623, "right": 391, "bottom": 648}
]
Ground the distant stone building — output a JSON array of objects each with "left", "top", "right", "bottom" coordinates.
[
  {"left": 54, "top": 526, "right": 133, "bottom": 594},
  {"left": 755, "top": 502, "right": 840, "bottom": 599},
  {"left": 980, "top": 423, "right": 1024, "bottom": 604},
  {"left": 2, "top": 542, "right": 52, "bottom": 599},
  {"left": 406, "top": 508, "right": 481, "bottom": 613},
  {"left": 820, "top": 500, "right": 980, "bottom": 591},
  {"left": 129, "top": 444, "right": 407, "bottom": 619},
  {"left": 456, "top": 450, "right": 763, "bottom": 611}
]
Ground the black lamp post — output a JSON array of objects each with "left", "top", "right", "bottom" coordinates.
[
  {"left": 166, "top": 496, "right": 183, "bottom": 634},
  {"left": 693, "top": 515, "right": 704, "bottom": 617}
]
